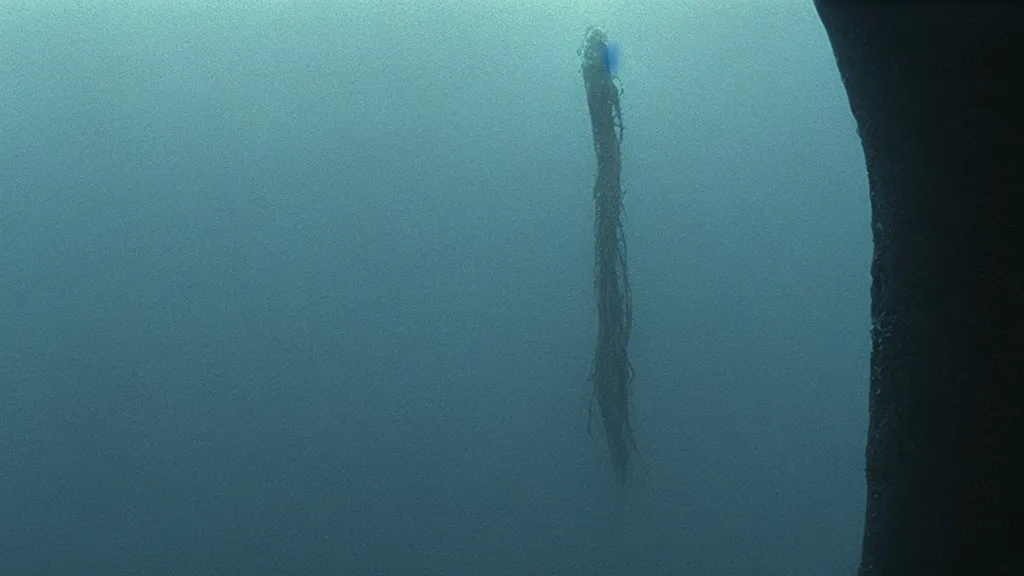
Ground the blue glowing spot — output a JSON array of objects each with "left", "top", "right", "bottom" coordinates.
[{"left": 602, "top": 41, "right": 620, "bottom": 76}]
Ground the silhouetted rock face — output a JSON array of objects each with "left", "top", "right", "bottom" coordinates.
[{"left": 815, "top": 3, "right": 1024, "bottom": 575}]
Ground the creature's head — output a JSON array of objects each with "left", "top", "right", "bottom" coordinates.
[{"left": 581, "top": 26, "right": 620, "bottom": 76}]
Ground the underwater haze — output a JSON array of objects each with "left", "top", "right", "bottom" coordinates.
[{"left": 0, "top": 1, "right": 870, "bottom": 574}]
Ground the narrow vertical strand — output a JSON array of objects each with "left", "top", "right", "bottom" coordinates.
[{"left": 582, "top": 27, "right": 635, "bottom": 483}]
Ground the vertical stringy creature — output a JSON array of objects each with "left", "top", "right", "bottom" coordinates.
[{"left": 581, "top": 27, "right": 636, "bottom": 483}]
